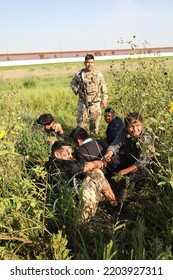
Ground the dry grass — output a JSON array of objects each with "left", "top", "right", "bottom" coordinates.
[
  {"left": 0, "top": 57, "right": 173, "bottom": 81},
  {"left": 0, "top": 66, "right": 77, "bottom": 80}
]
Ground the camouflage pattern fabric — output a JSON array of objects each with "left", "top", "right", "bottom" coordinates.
[
  {"left": 77, "top": 101, "right": 101, "bottom": 135},
  {"left": 71, "top": 69, "right": 108, "bottom": 135},
  {"left": 81, "top": 169, "right": 105, "bottom": 219},
  {"left": 71, "top": 69, "right": 108, "bottom": 103}
]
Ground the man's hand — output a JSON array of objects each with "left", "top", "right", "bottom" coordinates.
[
  {"left": 93, "top": 160, "right": 104, "bottom": 169},
  {"left": 101, "top": 100, "right": 107, "bottom": 108},
  {"left": 103, "top": 150, "right": 114, "bottom": 163},
  {"left": 84, "top": 160, "right": 104, "bottom": 173},
  {"left": 53, "top": 123, "right": 64, "bottom": 135},
  {"left": 77, "top": 89, "right": 84, "bottom": 98}
]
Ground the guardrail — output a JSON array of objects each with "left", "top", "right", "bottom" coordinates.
[{"left": 0, "top": 52, "right": 173, "bottom": 67}]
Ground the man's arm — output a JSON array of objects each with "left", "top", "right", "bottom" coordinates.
[
  {"left": 83, "top": 160, "right": 104, "bottom": 173},
  {"left": 104, "top": 127, "right": 126, "bottom": 163},
  {"left": 70, "top": 69, "right": 86, "bottom": 97},
  {"left": 118, "top": 164, "right": 138, "bottom": 175},
  {"left": 99, "top": 72, "right": 108, "bottom": 108},
  {"left": 70, "top": 73, "right": 80, "bottom": 95}
]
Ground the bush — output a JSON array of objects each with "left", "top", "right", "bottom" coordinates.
[{"left": 23, "top": 79, "right": 36, "bottom": 88}]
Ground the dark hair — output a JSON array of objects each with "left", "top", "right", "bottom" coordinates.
[
  {"left": 36, "top": 114, "right": 54, "bottom": 126},
  {"left": 70, "top": 127, "right": 89, "bottom": 141},
  {"left": 85, "top": 54, "right": 94, "bottom": 61},
  {"left": 124, "top": 112, "right": 143, "bottom": 127},
  {"left": 51, "top": 140, "right": 71, "bottom": 155},
  {"left": 104, "top": 107, "right": 115, "bottom": 115}
]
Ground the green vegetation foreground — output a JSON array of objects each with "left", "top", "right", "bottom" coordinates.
[{"left": 0, "top": 57, "right": 172, "bottom": 260}]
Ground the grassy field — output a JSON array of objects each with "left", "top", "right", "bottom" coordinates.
[{"left": 0, "top": 56, "right": 172, "bottom": 260}]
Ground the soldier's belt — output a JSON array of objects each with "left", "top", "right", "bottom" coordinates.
[{"left": 88, "top": 101, "right": 100, "bottom": 105}]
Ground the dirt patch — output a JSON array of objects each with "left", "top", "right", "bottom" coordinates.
[{"left": 0, "top": 67, "right": 78, "bottom": 80}]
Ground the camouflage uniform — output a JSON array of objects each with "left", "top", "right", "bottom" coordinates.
[
  {"left": 81, "top": 169, "right": 106, "bottom": 219},
  {"left": 70, "top": 68, "right": 108, "bottom": 135},
  {"left": 45, "top": 156, "right": 114, "bottom": 219}
]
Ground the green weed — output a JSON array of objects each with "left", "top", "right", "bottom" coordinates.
[{"left": 0, "top": 56, "right": 172, "bottom": 260}]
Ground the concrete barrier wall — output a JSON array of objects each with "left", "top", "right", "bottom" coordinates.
[{"left": 0, "top": 52, "right": 173, "bottom": 67}]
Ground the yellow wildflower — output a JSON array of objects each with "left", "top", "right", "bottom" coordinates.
[
  {"left": 0, "top": 130, "right": 5, "bottom": 139},
  {"left": 169, "top": 102, "right": 173, "bottom": 114},
  {"left": 9, "top": 80, "right": 14, "bottom": 86}
]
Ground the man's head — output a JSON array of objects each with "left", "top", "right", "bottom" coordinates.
[
  {"left": 70, "top": 127, "right": 89, "bottom": 146},
  {"left": 52, "top": 141, "right": 73, "bottom": 160},
  {"left": 84, "top": 53, "right": 95, "bottom": 72},
  {"left": 36, "top": 114, "right": 54, "bottom": 131},
  {"left": 124, "top": 112, "right": 143, "bottom": 138},
  {"left": 104, "top": 108, "right": 116, "bottom": 124}
]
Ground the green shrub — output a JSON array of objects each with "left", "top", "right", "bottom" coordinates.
[{"left": 23, "top": 79, "right": 36, "bottom": 88}]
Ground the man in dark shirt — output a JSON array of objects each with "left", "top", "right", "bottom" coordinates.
[
  {"left": 104, "top": 112, "right": 153, "bottom": 186},
  {"left": 70, "top": 127, "right": 106, "bottom": 162},
  {"left": 104, "top": 108, "right": 124, "bottom": 145},
  {"left": 45, "top": 141, "right": 117, "bottom": 220}
]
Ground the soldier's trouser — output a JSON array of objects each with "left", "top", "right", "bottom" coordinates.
[
  {"left": 81, "top": 169, "right": 117, "bottom": 220},
  {"left": 77, "top": 101, "right": 101, "bottom": 135}
]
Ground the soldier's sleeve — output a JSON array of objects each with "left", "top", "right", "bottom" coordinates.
[
  {"left": 99, "top": 71, "right": 108, "bottom": 102},
  {"left": 70, "top": 72, "right": 80, "bottom": 95}
]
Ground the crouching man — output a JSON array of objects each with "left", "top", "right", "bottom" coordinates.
[
  {"left": 45, "top": 141, "right": 117, "bottom": 220},
  {"left": 104, "top": 112, "right": 154, "bottom": 187},
  {"left": 33, "top": 113, "right": 64, "bottom": 144}
]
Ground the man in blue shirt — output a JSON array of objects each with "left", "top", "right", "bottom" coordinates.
[{"left": 104, "top": 108, "right": 124, "bottom": 145}]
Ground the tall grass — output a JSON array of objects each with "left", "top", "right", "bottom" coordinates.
[{"left": 0, "top": 56, "right": 172, "bottom": 259}]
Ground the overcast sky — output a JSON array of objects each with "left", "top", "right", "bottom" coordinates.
[{"left": 1, "top": 0, "right": 172, "bottom": 53}]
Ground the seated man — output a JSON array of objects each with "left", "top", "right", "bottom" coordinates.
[
  {"left": 104, "top": 112, "right": 154, "bottom": 186},
  {"left": 45, "top": 141, "right": 117, "bottom": 220},
  {"left": 104, "top": 107, "right": 124, "bottom": 145},
  {"left": 33, "top": 113, "right": 64, "bottom": 144},
  {"left": 70, "top": 127, "right": 106, "bottom": 162}
]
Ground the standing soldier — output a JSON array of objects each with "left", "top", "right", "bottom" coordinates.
[{"left": 70, "top": 54, "right": 108, "bottom": 136}]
